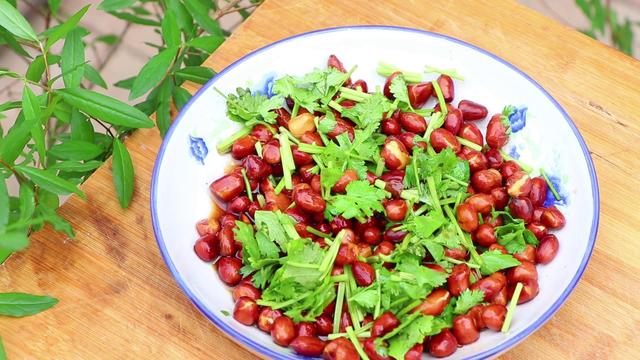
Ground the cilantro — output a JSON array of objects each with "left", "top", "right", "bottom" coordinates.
[
  {"left": 341, "top": 92, "right": 394, "bottom": 129},
  {"left": 258, "top": 237, "right": 339, "bottom": 322},
  {"left": 479, "top": 250, "right": 521, "bottom": 275},
  {"left": 494, "top": 215, "right": 539, "bottom": 254},
  {"left": 223, "top": 87, "right": 283, "bottom": 125},
  {"left": 389, "top": 75, "right": 413, "bottom": 112},
  {"left": 424, "top": 111, "right": 445, "bottom": 140},
  {"left": 254, "top": 210, "right": 299, "bottom": 249},
  {"left": 272, "top": 67, "right": 350, "bottom": 112},
  {"left": 383, "top": 313, "right": 448, "bottom": 360},
  {"left": 404, "top": 221, "right": 461, "bottom": 262},
  {"left": 424, "top": 65, "right": 464, "bottom": 80},
  {"left": 412, "top": 211, "right": 446, "bottom": 238},
  {"left": 317, "top": 115, "right": 337, "bottom": 134},
  {"left": 233, "top": 220, "right": 281, "bottom": 288},
  {"left": 319, "top": 125, "right": 383, "bottom": 183},
  {"left": 453, "top": 289, "right": 485, "bottom": 315},
  {"left": 404, "top": 147, "right": 469, "bottom": 205},
  {"left": 328, "top": 180, "right": 389, "bottom": 219},
  {"left": 220, "top": 310, "right": 230, "bottom": 316},
  {"left": 349, "top": 285, "right": 379, "bottom": 312}
]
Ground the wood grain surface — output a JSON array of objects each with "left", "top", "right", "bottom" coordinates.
[{"left": 2, "top": 0, "right": 640, "bottom": 359}]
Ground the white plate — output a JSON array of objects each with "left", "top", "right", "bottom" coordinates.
[{"left": 151, "top": 26, "right": 599, "bottom": 359}]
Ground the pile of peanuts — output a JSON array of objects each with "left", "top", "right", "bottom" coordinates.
[{"left": 192, "top": 55, "right": 566, "bottom": 359}]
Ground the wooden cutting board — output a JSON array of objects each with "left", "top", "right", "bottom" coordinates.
[{"left": 1, "top": 0, "right": 639, "bottom": 358}]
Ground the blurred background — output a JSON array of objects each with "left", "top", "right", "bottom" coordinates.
[{"left": 1, "top": 0, "right": 638, "bottom": 110}]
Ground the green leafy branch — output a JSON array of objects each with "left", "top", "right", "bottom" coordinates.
[
  {"left": 0, "top": 0, "right": 261, "bottom": 355},
  {"left": 576, "top": 0, "right": 638, "bottom": 56}
]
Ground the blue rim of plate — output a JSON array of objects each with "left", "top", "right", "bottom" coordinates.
[{"left": 151, "top": 25, "right": 600, "bottom": 359}]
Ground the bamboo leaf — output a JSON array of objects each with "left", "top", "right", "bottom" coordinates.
[
  {"left": 48, "top": 140, "right": 103, "bottom": 161},
  {"left": 57, "top": 88, "right": 153, "bottom": 128},
  {"left": 187, "top": 35, "right": 224, "bottom": 53},
  {"left": 83, "top": 63, "right": 107, "bottom": 89},
  {"left": 183, "top": 0, "right": 223, "bottom": 36},
  {"left": 111, "top": 139, "right": 134, "bottom": 208},
  {"left": 0, "top": 0, "right": 38, "bottom": 41},
  {"left": 0, "top": 231, "right": 28, "bottom": 251},
  {"left": 129, "top": 46, "right": 178, "bottom": 100},
  {"left": 14, "top": 165, "right": 86, "bottom": 199},
  {"left": 18, "top": 182, "right": 35, "bottom": 221},
  {"left": 174, "top": 66, "right": 215, "bottom": 84},
  {"left": 61, "top": 28, "right": 86, "bottom": 88},
  {"left": 45, "top": 5, "right": 89, "bottom": 49},
  {"left": 0, "top": 178, "right": 8, "bottom": 233},
  {"left": 22, "top": 85, "right": 46, "bottom": 165},
  {"left": 161, "top": 11, "right": 180, "bottom": 48},
  {"left": 0, "top": 292, "right": 58, "bottom": 317},
  {"left": 97, "top": 0, "right": 136, "bottom": 11},
  {"left": 50, "top": 160, "right": 102, "bottom": 172}
]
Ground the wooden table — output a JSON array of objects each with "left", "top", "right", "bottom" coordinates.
[{"left": 2, "top": 0, "right": 640, "bottom": 358}]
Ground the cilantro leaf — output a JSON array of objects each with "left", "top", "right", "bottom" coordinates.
[
  {"left": 453, "top": 289, "right": 485, "bottom": 314},
  {"left": 384, "top": 313, "right": 448, "bottom": 360},
  {"left": 272, "top": 67, "right": 349, "bottom": 112},
  {"left": 224, "top": 87, "right": 283, "bottom": 125},
  {"left": 479, "top": 250, "right": 521, "bottom": 275},
  {"left": 349, "top": 285, "right": 379, "bottom": 311},
  {"left": 341, "top": 92, "right": 393, "bottom": 129},
  {"left": 494, "top": 215, "right": 538, "bottom": 254},
  {"left": 328, "top": 180, "right": 389, "bottom": 219},
  {"left": 233, "top": 221, "right": 280, "bottom": 288},
  {"left": 389, "top": 74, "right": 413, "bottom": 111},
  {"left": 317, "top": 115, "right": 337, "bottom": 134},
  {"left": 254, "top": 210, "right": 299, "bottom": 249},
  {"left": 319, "top": 124, "right": 384, "bottom": 183},
  {"left": 412, "top": 211, "right": 446, "bottom": 238}
]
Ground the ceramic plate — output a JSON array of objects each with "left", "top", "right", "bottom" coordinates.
[{"left": 151, "top": 26, "right": 599, "bottom": 359}]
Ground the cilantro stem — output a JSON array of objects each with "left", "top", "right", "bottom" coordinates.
[
  {"left": 291, "top": 102, "right": 300, "bottom": 119},
  {"left": 279, "top": 127, "right": 301, "bottom": 145},
  {"left": 297, "top": 143, "right": 325, "bottom": 154},
  {"left": 427, "top": 176, "right": 442, "bottom": 215},
  {"left": 319, "top": 230, "right": 345, "bottom": 276},
  {"left": 439, "top": 197, "right": 458, "bottom": 205},
  {"left": 339, "top": 86, "right": 371, "bottom": 99},
  {"left": 424, "top": 65, "right": 465, "bottom": 80},
  {"left": 332, "top": 274, "right": 348, "bottom": 282},
  {"left": 287, "top": 261, "right": 321, "bottom": 269},
  {"left": 397, "top": 299, "right": 422, "bottom": 317},
  {"left": 431, "top": 80, "right": 448, "bottom": 116},
  {"left": 274, "top": 176, "right": 286, "bottom": 195},
  {"left": 256, "top": 194, "right": 266, "bottom": 208},
  {"left": 414, "top": 204, "right": 429, "bottom": 216},
  {"left": 333, "top": 282, "right": 346, "bottom": 334},
  {"left": 501, "top": 282, "right": 523, "bottom": 333},
  {"left": 444, "top": 256, "right": 481, "bottom": 269},
  {"left": 499, "top": 150, "right": 533, "bottom": 173},
  {"left": 374, "top": 269, "right": 382, "bottom": 318},
  {"left": 424, "top": 112, "right": 445, "bottom": 140},
  {"left": 456, "top": 137, "right": 482, "bottom": 151},
  {"left": 374, "top": 179, "right": 387, "bottom": 190},
  {"left": 216, "top": 126, "right": 252, "bottom": 153},
  {"left": 346, "top": 326, "right": 371, "bottom": 360},
  {"left": 375, "top": 157, "right": 385, "bottom": 177},
  {"left": 328, "top": 323, "right": 373, "bottom": 340},
  {"left": 278, "top": 131, "right": 295, "bottom": 190},
  {"left": 240, "top": 168, "right": 254, "bottom": 202},
  {"left": 540, "top": 168, "right": 561, "bottom": 201},
  {"left": 443, "top": 174, "right": 469, "bottom": 187},
  {"left": 377, "top": 62, "right": 422, "bottom": 83},
  {"left": 328, "top": 100, "right": 344, "bottom": 112},
  {"left": 254, "top": 141, "right": 263, "bottom": 158},
  {"left": 344, "top": 266, "right": 363, "bottom": 330},
  {"left": 307, "top": 226, "right": 331, "bottom": 238},
  {"left": 258, "top": 291, "right": 312, "bottom": 309},
  {"left": 443, "top": 205, "right": 483, "bottom": 266}
]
